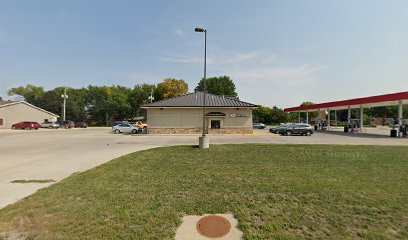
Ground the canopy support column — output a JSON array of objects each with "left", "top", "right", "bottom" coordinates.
[
  {"left": 327, "top": 109, "right": 331, "bottom": 130},
  {"left": 360, "top": 106, "right": 364, "bottom": 132},
  {"left": 306, "top": 111, "right": 309, "bottom": 124},
  {"left": 398, "top": 101, "right": 403, "bottom": 137},
  {"left": 347, "top": 107, "right": 351, "bottom": 125},
  {"left": 335, "top": 110, "right": 337, "bottom": 128},
  {"left": 298, "top": 112, "right": 301, "bottom": 123}
]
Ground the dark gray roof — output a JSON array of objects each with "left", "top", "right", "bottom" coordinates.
[{"left": 142, "top": 92, "right": 257, "bottom": 108}]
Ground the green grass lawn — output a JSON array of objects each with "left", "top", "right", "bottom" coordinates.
[{"left": 1, "top": 144, "right": 407, "bottom": 240}]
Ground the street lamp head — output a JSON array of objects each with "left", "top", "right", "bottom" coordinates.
[{"left": 195, "top": 27, "right": 206, "bottom": 32}]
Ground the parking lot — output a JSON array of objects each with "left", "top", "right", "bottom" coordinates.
[{"left": 1, "top": 127, "right": 407, "bottom": 209}]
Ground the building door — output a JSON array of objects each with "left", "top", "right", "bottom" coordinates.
[{"left": 211, "top": 120, "right": 221, "bottom": 129}]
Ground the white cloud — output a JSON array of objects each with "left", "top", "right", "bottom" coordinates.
[
  {"left": 159, "top": 50, "right": 261, "bottom": 65},
  {"left": 230, "top": 64, "right": 324, "bottom": 84},
  {"left": 260, "top": 53, "right": 279, "bottom": 64},
  {"left": 174, "top": 29, "right": 184, "bottom": 37},
  {"left": 119, "top": 71, "right": 164, "bottom": 84},
  {"left": 159, "top": 56, "right": 204, "bottom": 64}
]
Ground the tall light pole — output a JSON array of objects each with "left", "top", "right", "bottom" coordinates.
[{"left": 195, "top": 27, "right": 209, "bottom": 149}]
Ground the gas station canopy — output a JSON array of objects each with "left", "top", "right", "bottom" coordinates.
[{"left": 284, "top": 91, "right": 408, "bottom": 112}]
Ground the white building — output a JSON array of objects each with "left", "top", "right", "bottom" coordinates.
[
  {"left": 0, "top": 101, "right": 59, "bottom": 129},
  {"left": 142, "top": 92, "right": 257, "bottom": 134}
]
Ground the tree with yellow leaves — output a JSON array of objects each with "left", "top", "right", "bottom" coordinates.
[{"left": 155, "top": 78, "right": 188, "bottom": 100}]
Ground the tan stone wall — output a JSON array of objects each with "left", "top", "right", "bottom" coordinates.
[
  {"left": 0, "top": 103, "right": 58, "bottom": 129},
  {"left": 147, "top": 108, "right": 253, "bottom": 129},
  {"left": 147, "top": 127, "right": 253, "bottom": 134}
]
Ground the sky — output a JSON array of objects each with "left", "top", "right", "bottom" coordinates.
[{"left": 0, "top": 0, "right": 407, "bottom": 108}]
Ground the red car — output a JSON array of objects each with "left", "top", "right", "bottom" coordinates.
[
  {"left": 74, "top": 122, "right": 88, "bottom": 128},
  {"left": 11, "top": 121, "right": 41, "bottom": 130}
]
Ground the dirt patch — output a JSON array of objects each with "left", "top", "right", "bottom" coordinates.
[{"left": 10, "top": 179, "right": 55, "bottom": 184}]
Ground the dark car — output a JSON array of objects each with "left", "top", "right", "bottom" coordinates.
[
  {"left": 11, "top": 121, "right": 41, "bottom": 130},
  {"left": 269, "top": 124, "right": 288, "bottom": 134},
  {"left": 56, "top": 120, "right": 75, "bottom": 129},
  {"left": 74, "top": 122, "right": 88, "bottom": 128},
  {"left": 278, "top": 123, "right": 314, "bottom": 136},
  {"left": 253, "top": 123, "right": 266, "bottom": 129}
]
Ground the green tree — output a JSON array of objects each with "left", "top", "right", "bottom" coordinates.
[
  {"left": 85, "top": 86, "right": 109, "bottom": 124},
  {"left": 129, "top": 84, "right": 156, "bottom": 117},
  {"left": 106, "top": 86, "right": 131, "bottom": 121},
  {"left": 0, "top": 96, "right": 2, "bottom": 101},
  {"left": 7, "top": 84, "right": 44, "bottom": 105},
  {"left": 195, "top": 76, "right": 238, "bottom": 97},
  {"left": 253, "top": 106, "right": 272, "bottom": 124},
  {"left": 299, "top": 102, "right": 317, "bottom": 120},
  {"left": 270, "top": 106, "right": 287, "bottom": 124},
  {"left": 85, "top": 85, "right": 132, "bottom": 125},
  {"left": 155, "top": 78, "right": 188, "bottom": 100}
]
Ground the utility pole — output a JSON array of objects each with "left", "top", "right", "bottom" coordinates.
[
  {"left": 61, "top": 87, "right": 68, "bottom": 121},
  {"left": 148, "top": 89, "right": 154, "bottom": 103}
]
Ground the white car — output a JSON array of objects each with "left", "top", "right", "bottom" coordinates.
[
  {"left": 41, "top": 121, "right": 60, "bottom": 129},
  {"left": 112, "top": 123, "right": 140, "bottom": 134}
]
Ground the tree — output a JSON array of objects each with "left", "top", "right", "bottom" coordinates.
[
  {"left": 299, "top": 102, "right": 317, "bottom": 120},
  {"left": 129, "top": 84, "right": 156, "bottom": 117},
  {"left": 0, "top": 96, "right": 2, "bottom": 101},
  {"left": 253, "top": 106, "right": 289, "bottom": 125},
  {"left": 7, "top": 84, "right": 44, "bottom": 105},
  {"left": 155, "top": 78, "right": 188, "bottom": 100},
  {"left": 253, "top": 106, "right": 273, "bottom": 124},
  {"left": 106, "top": 86, "right": 132, "bottom": 121},
  {"left": 195, "top": 76, "right": 238, "bottom": 97},
  {"left": 270, "top": 106, "right": 287, "bottom": 124}
]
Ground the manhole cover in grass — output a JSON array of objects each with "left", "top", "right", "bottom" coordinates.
[{"left": 196, "top": 215, "right": 231, "bottom": 238}]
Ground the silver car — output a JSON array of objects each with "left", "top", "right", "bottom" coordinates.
[
  {"left": 41, "top": 121, "right": 60, "bottom": 129},
  {"left": 112, "top": 123, "right": 140, "bottom": 134}
]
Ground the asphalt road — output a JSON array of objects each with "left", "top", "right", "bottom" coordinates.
[{"left": 1, "top": 127, "right": 407, "bottom": 209}]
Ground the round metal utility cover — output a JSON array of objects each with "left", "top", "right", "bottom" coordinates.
[{"left": 196, "top": 215, "right": 231, "bottom": 238}]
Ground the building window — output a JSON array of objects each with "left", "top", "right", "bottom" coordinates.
[
  {"left": 211, "top": 120, "right": 221, "bottom": 129},
  {"left": 0, "top": 118, "right": 3, "bottom": 125}
]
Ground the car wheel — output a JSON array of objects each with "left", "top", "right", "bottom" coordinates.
[
  {"left": 114, "top": 129, "right": 120, "bottom": 134},
  {"left": 306, "top": 131, "right": 312, "bottom": 136},
  {"left": 48, "top": 126, "right": 53, "bottom": 129},
  {"left": 12, "top": 126, "right": 16, "bottom": 130},
  {"left": 286, "top": 131, "right": 292, "bottom": 136},
  {"left": 132, "top": 129, "right": 137, "bottom": 134}
]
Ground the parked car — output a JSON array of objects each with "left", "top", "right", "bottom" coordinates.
[
  {"left": 11, "top": 121, "right": 41, "bottom": 130},
  {"left": 278, "top": 123, "right": 314, "bottom": 136},
  {"left": 132, "top": 121, "right": 147, "bottom": 130},
  {"left": 269, "top": 124, "right": 287, "bottom": 134},
  {"left": 56, "top": 120, "right": 75, "bottom": 128},
  {"left": 40, "top": 121, "right": 60, "bottom": 129},
  {"left": 112, "top": 121, "right": 129, "bottom": 126},
  {"left": 74, "top": 122, "right": 88, "bottom": 128},
  {"left": 112, "top": 123, "right": 140, "bottom": 134},
  {"left": 253, "top": 123, "right": 266, "bottom": 129}
]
